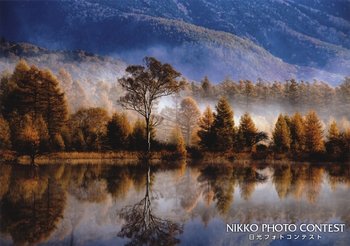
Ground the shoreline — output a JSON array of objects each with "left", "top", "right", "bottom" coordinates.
[{"left": 0, "top": 151, "right": 349, "bottom": 166}]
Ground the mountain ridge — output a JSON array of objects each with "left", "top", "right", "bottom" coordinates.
[{"left": 0, "top": 0, "right": 349, "bottom": 84}]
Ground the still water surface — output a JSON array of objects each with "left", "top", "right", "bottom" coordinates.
[{"left": 0, "top": 162, "right": 349, "bottom": 245}]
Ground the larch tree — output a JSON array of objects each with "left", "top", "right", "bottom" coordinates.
[
  {"left": 325, "top": 120, "right": 342, "bottom": 157},
  {"left": 197, "top": 106, "right": 214, "bottom": 150},
  {"left": 273, "top": 114, "right": 291, "bottom": 152},
  {"left": 290, "top": 112, "right": 305, "bottom": 153},
  {"left": 212, "top": 97, "right": 235, "bottom": 151},
  {"left": 118, "top": 57, "right": 185, "bottom": 154},
  {"left": 304, "top": 111, "right": 325, "bottom": 153},
  {"left": 3, "top": 60, "right": 68, "bottom": 149},
  {"left": 178, "top": 97, "right": 201, "bottom": 146}
]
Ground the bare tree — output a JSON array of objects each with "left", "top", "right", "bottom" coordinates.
[{"left": 119, "top": 57, "right": 185, "bottom": 154}]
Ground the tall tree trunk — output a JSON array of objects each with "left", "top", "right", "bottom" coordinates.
[{"left": 145, "top": 117, "right": 151, "bottom": 154}]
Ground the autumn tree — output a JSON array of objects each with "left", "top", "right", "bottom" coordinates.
[
  {"left": 289, "top": 112, "right": 305, "bottom": 153},
  {"left": 325, "top": 120, "right": 342, "bottom": 158},
  {"left": 178, "top": 97, "right": 201, "bottom": 146},
  {"left": 107, "top": 112, "right": 131, "bottom": 150},
  {"left": 197, "top": 106, "right": 214, "bottom": 150},
  {"left": 14, "top": 115, "right": 40, "bottom": 165},
  {"left": 237, "top": 113, "right": 267, "bottom": 151},
  {"left": 69, "top": 108, "right": 110, "bottom": 151},
  {"left": 34, "top": 115, "right": 50, "bottom": 152},
  {"left": 170, "top": 126, "right": 187, "bottom": 159},
  {"left": 304, "top": 111, "right": 324, "bottom": 153},
  {"left": 273, "top": 114, "right": 291, "bottom": 152},
  {"left": 2, "top": 60, "right": 68, "bottom": 149},
  {"left": 0, "top": 116, "right": 11, "bottom": 149},
  {"left": 119, "top": 57, "right": 184, "bottom": 154},
  {"left": 211, "top": 97, "right": 235, "bottom": 151}
]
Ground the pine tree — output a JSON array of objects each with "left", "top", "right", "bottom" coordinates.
[
  {"left": 197, "top": 106, "right": 214, "bottom": 150},
  {"left": 304, "top": 111, "right": 324, "bottom": 153},
  {"left": 290, "top": 112, "right": 305, "bottom": 153},
  {"left": 237, "top": 113, "right": 258, "bottom": 151},
  {"left": 273, "top": 114, "right": 291, "bottom": 152},
  {"left": 107, "top": 112, "right": 131, "bottom": 150},
  {"left": 212, "top": 97, "right": 235, "bottom": 151}
]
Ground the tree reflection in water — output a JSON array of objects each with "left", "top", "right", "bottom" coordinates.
[
  {"left": 0, "top": 165, "right": 66, "bottom": 245},
  {"left": 0, "top": 162, "right": 349, "bottom": 245},
  {"left": 117, "top": 164, "right": 183, "bottom": 246}
]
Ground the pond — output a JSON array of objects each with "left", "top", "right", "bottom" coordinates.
[{"left": 0, "top": 162, "right": 349, "bottom": 245}]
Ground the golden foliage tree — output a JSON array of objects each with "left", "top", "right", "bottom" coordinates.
[
  {"left": 290, "top": 112, "right": 305, "bottom": 153},
  {"left": 304, "top": 111, "right": 324, "bottom": 153},
  {"left": 325, "top": 120, "right": 342, "bottom": 157},
  {"left": 170, "top": 126, "right": 187, "bottom": 159},
  {"left": 14, "top": 115, "right": 40, "bottom": 164},
  {"left": 197, "top": 106, "right": 214, "bottom": 150},
  {"left": 273, "top": 114, "right": 291, "bottom": 152},
  {"left": 178, "top": 97, "right": 201, "bottom": 146},
  {"left": 69, "top": 107, "right": 110, "bottom": 151},
  {"left": 237, "top": 112, "right": 262, "bottom": 151},
  {"left": 0, "top": 116, "right": 11, "bottom": 149},
  {"left": 212, "top": 97, "right": 235, "bottom": 151}
]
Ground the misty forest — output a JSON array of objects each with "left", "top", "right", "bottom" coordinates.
[{"left": 1, "top": 57, "right": 350, "bottom": 164}]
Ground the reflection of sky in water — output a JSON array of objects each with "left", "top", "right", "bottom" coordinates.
[{"left": 0, "top": 163, "right": 349, "bottom": 245}]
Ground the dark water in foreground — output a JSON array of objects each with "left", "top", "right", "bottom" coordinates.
[{"left": 0, "top": 162, "right": 349, "bottom": 246}]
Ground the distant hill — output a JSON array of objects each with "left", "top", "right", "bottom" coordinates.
[{"left": 0, "top": 0, "right": 349, "bottom": 84}]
